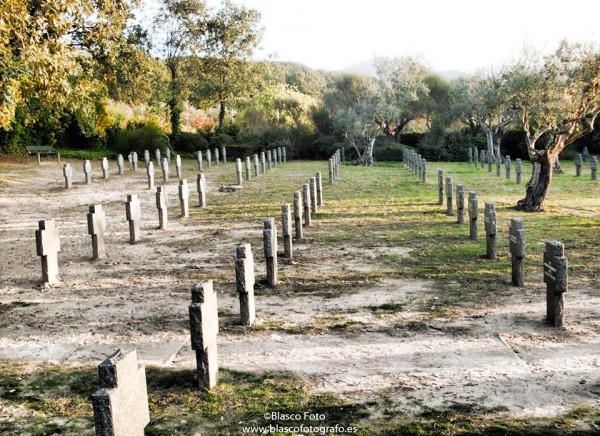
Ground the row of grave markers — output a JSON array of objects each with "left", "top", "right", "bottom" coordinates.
[
  {"left": 403, "top": 149, "right": 427, "bottom": 183},
  {"left": 228, "top": 147, "right": 287, "bottom": 190}
]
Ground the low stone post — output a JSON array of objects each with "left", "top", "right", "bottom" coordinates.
[
  {"left": 582, "top": 146, "right": 589, "bottom": 162},
  {"left": 484, "top": 201, "right": 497, "bottom": 260},
  {"left": 260, "top": 152, "right": 266, "bottom": 174},
  {"left": 276, "top": 147, "right": 281, "bottom": 164},
  {"left": 293, "top": 191, "right": 303, "bottom": 241},
  {"left": 178, "top": 179, "right": 189, "bottom": 218},
  {"left": 421, "top": 159, "right": 427, "bottom": 182},
  {"left": 197, "top": 151, "right": 203, "bottom": 172},
  {"left": 35, "top": 220, "right": 61, "bottom": 285},
  {"left": 145, "top": 162, "right": 154, "bottom": 190},
  {"left": 282, "top": 147, "right": 287, "bottom": 163},
  {"left": 63, "top": 163, "right": 73, "bottom": 189},
  {"left": 267, "top": 150, "right": 272, "bottom": 170},
  {"left": 155, "top": 149, "right": 161, "bottom": 166},
  {"left": 253, "top": 154, "right": 259, "bottom": 177},
  {"left": 575, "top": 154, "right": 582, "bottom": 177},
  {"left": 144, "top": 150, "right": 150, "bottom": 167},
  {"left": 272, "top": 149, "right": 277, "bottom": 167},
  {"left": 84, "top": 160, "right": 92, "bottom": 184},
  {"left": 263, "top": 218, "right": 278, "bottom": 286},
  {"left": 189, "top": 281, "right": 219, "bottom": 390},
  {"left": 468, "top": 192, "right": 478, "bottom": 240},
  {"left": 310, "top": 177, "right": 318, "bottom": 213},
  {"left": 235, "top": 158, "right": 243, "bottom": 186},
  {"left": 505, "top": 155, "right": 511, "bottom": 180},
  {"left": 91, "top": 349, "right": 150, "bottom": 436},
  {"left": 131, "top": 152, "right": 138, "bottom": 171},
  {"left": 516, "top": 158, "right": 522, "bottom": 184},
  {"left": 282, "top": 204, "right": 293, "bottom": 259},
  {"left": 591, "top": 156, "right": 598, "bottom": 180},
  {"left": 437, "top": 170, "right": 444, "bottom": 205},
  {"left": 175, "top": 155, "right": 182, "bottom": 178},
  {"left": 456, "top": 184, "right": 465, "bottom": 224},
  {"left": 126, "top": 194, "right": 141, "bottom": 244},
  {"left": 496, "top": 156, "right": 502, "bottom": 177},
  {"left": 245, "top": 156, "right": 251, "bottom": 181},
  {"left": 544, "top": 241, "right": 568, "bottom": 328},
  {"left": 87, "top": 205, "right": 107, "bottom": 260},
  {"left": 303, "top": 184, "right": 311, "bottom": 227},
  {"left": 474, "top": 148, "right": 479, "bottom": 166},
  {"left": 156, "top": 186, "right": 168, "bottom": 229},
  {"left": 161, "top": 157, "right": 169, "bottom": 183},
  {"left": 329, "top": 158, "right": 334, "bottom": 184},
  {"left": 480, "top": 150, "right": 485, "bottom": 169},
  {"left": 207, "top": 149, "right": 212, "bottom": 167},
  {"left": 101, "top": 158, "right": 109, "bottom": 179},
  {"left": 509, "top": 218, "right": 526, "bottom": 287},
  {"left": 165, "top": 148, "right": 171, "bottom": 164},
  {"left": 468, "top": 147, "right": 473, "bottom": 164},
  {"left": 316, "top": 171, "right": 323, "bottom": 206},
  {"left": 197, "top": 173, "right": 207, "bottom": 207},
  {"left": 221, "top": 146, "right": 226, "bottom": 163},
  {"left": 446, "top": 176, "right": 453, "bottom": 216},
  {"left": 213, "top": 148, "right": 219, "bottom": 166},
  {"left": 117, "top": 154, "right": 125, "bottom": 175},
  {"left": 235, "top": 244, "right": 255, "bottom": 326}
]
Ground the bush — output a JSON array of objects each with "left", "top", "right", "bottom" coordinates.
[
  {"left": 55, "top": 149, "right": 118, "bottom": 160},
  {"left": 209, "top": 133, "right": 234, "bottom": 148},
  {"left": 373, "top": 137, "right": 404, "bottom": 161},
  {"left": 107, "top": 121, "right": 169, "bottom": 155},
  {"left": 173, "top": 132, "right": 209, "bottom": 153}
]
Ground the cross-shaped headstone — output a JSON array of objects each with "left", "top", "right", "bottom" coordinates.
[
  {"left": 282, "top": 203, "right": 293, "bottom": 259},
  {"left": 509, "top": 218, "right": 526, "bottom": 287},
  {"left": 253, "top": 154, "right": 259, "bottom": 177},
  {"left": 178, "top": 179, "right": 189, "bottom": 218},
  {"left": 468, "top": 192, "right": 478, "bottom": 240},
  {"left": 63, "top": 163, "right": 73, "bottom": 189},
  {"left": 196, "top": 151, "right": 203, "bottom": 172},
  {"left": 214, "top": 148, "right": 219, "bottom": 166},
  {"left": 143, "top": 149, "right": 150, "bottom": 166},
  {"left": 456, "top": 184, "right": 464, "bottom": 225},
  {"left": 293, "top": 191, "right": 303, "bottom": 241},
  {"left": 131, "top": 152, "right": 138, "bottom": 171},
  {"left": 235, "top": 158, "right": 243, "bottom": 186},
  {"left": 544, "top": 241, "right": 568, "bottom": 328},
  {"left": 117, "top": 154, "right": 125, "bottom": 175},
  {"left": 245, "top": 156, "right": 251, "bottom": 181},
  {"left": 515, "top": 158, "right": 522, "bottom": 184},
  {"left": 484, "top": 201, "right": 497, "bottom": 260},
  {"left": 196, "top": 173, "right": 207, "bottom": 208},
  {"left": 263, "top": 217, "right": 278, "bottom": 286},
  {"left": 161, "top": 157, "right": 169, "bottom": 183},
  {"left": 125, "top": 194, "right": 141, "bottom": 243},
  {"left": 505, "top": 155, "right": 511, "bottom": 180},
  {"left": 101, "top": 158, "right": 109, "bottom": 179},
  {"left": 175, "top": 155, "right": 182, "bottom": 178},
  {"left": 156, "top": 186, "right": 168, "bottom": 229},
  {"left": 155, "top": 149, "right": 161, "bottom": 166},
  {"left": 235, "top": 244, "right": 256, "bottom": 326},
  {"left": 146, "top": 161, "right": 155, "bottom": 190},
  {"left": 303, "top": 183, "right": 311, "bottom": 227},
  {"left": 221, "top": 146, "right": 227, "bottom": 163},
  {"left": 83, "top": 160, "right": 92, "bottom": 184},
  {"left": 35, "top": 220, "right": 61, "bottom": 284},
  {"left": 87, "top": 205, "right": 106, "bottom": 260}
]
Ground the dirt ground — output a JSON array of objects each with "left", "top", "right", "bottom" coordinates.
[{"left": 1, "top": 157, "right": 600, "bottom": 420}]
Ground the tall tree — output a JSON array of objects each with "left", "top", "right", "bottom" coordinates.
[{"left": 504, "top": 41, "right": 600, "bottom": 211}]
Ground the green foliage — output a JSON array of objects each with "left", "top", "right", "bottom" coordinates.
[
  {"left": 209, "top": 133, "right": 235, "bottom": 147},
  {"left": 173, "top": 131, "right": 209, "bottom": 153},
  {"left": 107, "top": 121, "right": 170, "bottom": 155}
]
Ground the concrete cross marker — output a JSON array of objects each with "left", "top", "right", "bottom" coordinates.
[
  {"left": 63, "top": 163, "right": 73, "bottom": 189},
  {"left": 144, "top": 150, "right": 150, "bottom": 167},
  {"left": 87, "top": 205, "right": 107, "bottom": 260},
  {"left": 91, "top": 349, "right": 150, "bottom": 436},
  {"left": 316, "top": 171, "right": 323, "bottom": 206},
  {"left": 496, "top": 156, "right": 502, "bottom": 177},
  {"left": 189, "top": 281, "right": 219, "bottom": 390},
  {"left": 282, "top": 147, "right": 287, "bottom": 163},
  {"left": 197, "top": 151, "right": 203, "bottom": 172},
  {"left": 591, "top": 156, "right": 598, "bottom": 180},
  {"left": 155, "top": 149, "right": 161, "bottom": 166},
  {"left": 303, "top": 183, "right": 311, "bottom": 227},
  {"left": 156, "top": 186, "right": 168, "bottom": 229},
  {"left": 516, "top": 158, "right": 522, "bottom": 184},
  {"left": 221, "top": 146, "right": 226, "bottom": 163},
  {"left": 146, "top": 161, "right": 155, "bottom": 190},
  {"left": 544, "top": 241, "right": 568, "bottom": 328},
  {"left": 329, "top": 158, "right": 334, "bottom": 184},
  {"left": 260, "top": 152, "right": 266, "bottom": 174},
  {"left": 175, "top": 155, "right": 182, "bottom": 178},
  {"left": 310, "top": 177, "right": 318, "bottom": 213},
  {"left": 235, "top": 244, "right": 255, "bottom": 326},
  {"left": 468, "top": 192, "right": 478, "bottom": 240},
  {"left": 35, "top": 220, "right": 61, "bottom": 284},
  {"left": 196, "top": 173, "right": 207, "bottom": 207},
  {"left": 235, "top": 158, "right": 243, "bottom": 186},
  {"left": 84, "top": 160, "right": 92, "bottom": 184},
  {"left": 282, "top": 203, "right": 293, "bottom": 259},
  {"left": 245, "top": 156, "right": 251, "bottom": 181},
  {"left": 276, "top": 147, "right": 281, "bottom": 164},
  {"left": 214, "top": 148, "right": 219, "bottom": 166},
  {"left": 575, "top": 154, "right": 583, "bottom": 177},
  {"left": 207, "top": 149, "right": 212, "bottom": 167},
  {"left": 125, "top": 194, "right": 141, "bottom": 244},
  {"left": 456, "top": 184, "right": 465, "bottom": 224},
  {"left": 505, "top": 155, "right": 511, "bottom": 180},
  {"left": 509, "top": 218, "right": 526, "bottom": 287},
  {"left": 446, "top": 176, "right": 453, "bottom": 216},
  {"left": 263, "top": 218, "right": 278, "bottom": 286},
  {"left": 178, "top": 179, "right": 189, "bottom": 218},
  {"left": 293, "top": 191, "right": 303, "bottom": 241},
  {"left": 437, "top": 170, "right": 444, "bottom": 205},
  {"left": 253, "top": 154, "right": 259, "bottom": 177},
  {"left": 131, "top": 152, "right": 138, "bottom": 171},
  {"left": 101, "top": 157, "right": 109, "bottom": 179},
  {"left": 468, "top": 147, "right": 473, "bottom": 163},
  {"left": 267, "top": 150, "right": 272, "bottom": 170},
  {"left": 161, "top": 157, "right": 169, "bottom": 183},
  {"left": 271, "top": 149, "right": 277, "bottom": 167},
  {"left": 484, "top": 201, "right": 497, "bottom": 260},
  {"left": 117, "top": 154, "right": 125, "bottom": 175},
  {"left": 165, "top": 147, "right": 171, "bottom": 164}
]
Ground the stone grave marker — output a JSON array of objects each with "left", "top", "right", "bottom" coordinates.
[
  {"left": 125, "top": 194, "right": 141, "bottom": 244},
  {"left": 87, "top": 205, "right": 107, "bottom": 260},
  {"left": 117, "top": 154, "right": 125, "bottom": 175},
  {"left": 235, "top": 158, "right": 243, "bottom": 186},
  {"left": 235, "top": 244, "right": 255, "bottom": 326},
  {"left": 63, "top": 163, "right": 73, "bottom": 189},
  {"left": 488, "top": 154, "right": 493, "bottom": 173},
  {"left": 276, "top": 147, "right": 281, "bottom": 164},
  {"left": 197, "top": 173, "right": 207, "bottom": 207},
  {"left": 591, "top": 156, "right": 598, "bottom": 180},
  {"left": 146, "top": 161, "right": 155, "bottom": 190},
  {"left": 155, "top": 149, "right": 161, "bottom": 166},
  {"left": 496, "top": 156, "right": 502, "bottom": 177},
  {"left": 505, "top": 155, "right": 511, "bottom": 180},
  {"left": 516, "top": 158, "right": 522, "bottom": 184},
  {"left": 282, "top": 147, "right": 287, "bottom": 163},
  {"left": 101, "top": 158, "right": 109, "bottom": 179},
  {"left": 189, "top": 280, "right": 219, "bottom": 390},
  {"left": 178, "top": 179, "right": 189, "bottom": 218},
  {"left": 484, "top": 201, "right": 497, "bottom": 260},
  {"left": 175, "top": 155, "right": 182, "bottom": 178},
  {"left": 267, "top": 150, "right": 272, "bottom": 170},
  {"left": 131, "top": 152, "right": 138, "bottom": 171},
  {"left": 282, "top": 203, "right": 293, "bottom": 259},
  {"left": 144, "top": 149, "right": 150, "bottom": 167},
  {"left": 252, "top": 154, "right": 259, "bottom": 177},
  {"left": 197, "top": 151, "right": 203, "bottom": 172},
  {"left": 437, "top": 170, "right": 444, "bottom": 205},
  {"left": 35, "top": 219, "right": 61, "bottom": 284},
  {"left": 310, "top": 177, "right": 318, "bottom": 213},
  {"left": 165, "top": 147, "right": 171, "bottom": 163},
  {"left": 316, "top": 171, "right": 323, "bottom": 206},
  {"left": 214, "top": 148, "right": 219, "bottom": 166},
  {"left": 509, "top": 218, "right": 525, "bottom": 287},
  {"left": 156, "top": 186, "right": 168, "bottom": 229},
  {"left": 575, "top": 153, "right": 583, "bottom": 176},
  {"left": 245, "top": 156, "right": 251, "bottom": 181},
  {"left": 468, "top": 147, "right": 473, "bottom": 164},
  {"left": 544, "top": 241, "right": 568, "bottom": 328},
  {"left": 207, "top": 149, "right": 212, "bottom": 167},
  {"left": 328, "top": 158, "right": 334, "bottom": 184},
  {"left": 221, "top": 146, "right": 226, "bottom": 163},
  {"left": 271, "top": 149, "right": 277, "bottom": 166},
  {"left": 456, "top": 184, "right": 465, "bottom": 225},
  {"left": 474, "top": 148, "right": 479, "bottom": 166},
  {"left": 293, "top": 191, "right": 303, "bottom": 241},
  {"left": 303, "top": 183, "right": 311, "bottom": 227},
  {"left": 263, "top": 218, "right": 278, "bottom": 286},
  {"left": 84, "top": 160, "right": 92, "bottom": 184},
  {"left": 421, "top": 159, "right": 427, "bottom": 182},
  {"left": 446, "top": 176, "right": 453, "bottom": 216},
  {"left": 91, "top": 349, "right": 150, "bottom": 436},
  {"left": 480, "top": 150, "right": 485, "bottom": 169},
  {"left": 260, "top": 151, "right": 266, "bottom": 173},
  {"left": 468, "top": 192, "right": 478, "bottom": 240},
  {"left": 582, "top": 146, "right": 589, "bottom": 162},
  {"left": 161, "top": 157, "right": 169, "bottom": 183}
]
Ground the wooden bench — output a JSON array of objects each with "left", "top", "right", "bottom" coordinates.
[{"left": 26, "top": 146, "right": 55, "bottom": 156}]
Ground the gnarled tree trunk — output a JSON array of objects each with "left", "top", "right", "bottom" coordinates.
[
  {"left": 359, "top": 137, "right": 375, "bottom": 166},
  {"left": 516, "top": 150, "right": 556, "bottom": 212}
]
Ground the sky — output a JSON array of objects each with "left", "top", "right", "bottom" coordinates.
[{"left": 145, "top": 0, "right": 600, "bottom": 73}]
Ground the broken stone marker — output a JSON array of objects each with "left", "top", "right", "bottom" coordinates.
[
  {"left": 175, "top": 155, "right": 182, "bottom": 178},
  {"left": 221, "top": 146, "right": 226, "bottom": 163},
  {"left": 263, "top": 217, "right": 278, "bottom": 286},
  {"left": 214, "top": 148, "right": 219, "bottom": 166},
  {"left": 84, "top": 160, "right": 92, "bottom": 184},
  {"left": 197, "top": 151, "right": 203, "bottom": 172},
  {"left": 87, "top": 205, "right": 107, "bottom": 260},
  {"left": 63, "top": 163, "right": 73, "bottom": 189},
  {"left": 516, "top": 158, "right": 522, "bottom": 184},
  {"left": 117, "top": 154, "right": 125, "bottom": 175},
  {"left": 437, "top": 170, "right": 444, "bottom": 205},
  {"left": 576, "top": 154, "right": 582, "bottom": 177},
  {"left": 178, "top": 179, "right": 189, "bottom": 218},
  {"left": 303, "top": 183, "right": 311, "bottom": 227},
  {"left": 544, "top": 241, "right": 568, "bottom": 328},
  {"left": 282, "top": 203, "right": 293, "bottom": 259},
  {"left": 505, "top": 155, "right": 511, "bottom": 180},
  {"left": 446, "top": 176, "right": 453, "bottom": 216},
  {"left": 316, "top": 171, "right": 323, "bottom": 206},
  {"left": 102, "top": 157, "right": 109, "bottom": 179},
  {"left": 189, "top": 280, "right": 219, "bottom": 390},
  {"left": 196, "top": 173, "right": 207, "bottom": 208},
  {"left": 207, "top": 149, "right": 212, "bottom": 167},
  {"left": 509, "top": 218, "right": 526, "bottom": 287},
  {"left": 253, "top": 154, "right": 259, "bottom": 177},
  {"left": 156, "top": 186, "right": 168, "bottom": 229},
  {"left": 245, "top": 156, "right": 251, "bottom": 181},
  {"left": 235, "top": 244, "right": 255, "bottom": 326},
  {"left": 456, "top": 184, "right": 465, "bottom": 225},
  {"left": 161, "top": 157, "right": 169, "bottom": 183},
  {"left": 484, "top": 201, "right": 497, "bottom": 260},
  {"left": 468, "top": 191, "right": 478, "bottom": 240},
  {"left": 591, "top": 156, "right": 598, "bottom": 181},
  {"left": 146, "top": 161, "right": 155, "bottom": 190},
  {"left": 131, "top": 152, "right": 138, "bottom": 171},
  {"left": 310, "top": 177, "right": 318, "bottom": 213},
  {"left": 35, "top": 219, "right": 61, "bottom": 285},
  {"left": 293, "top": 191, "right": 303, "bottom": 241},
  {"left": 125, "top": 194, "right": 141, "bottom": 244},
  {"left": 235, "top": 158, "right": 243, "bottom": 186},
  {"left": 91, "top": 349, "right": 150, "bottom": 436},
  {"left": 260, "top": 151, "right": 266, "bottom": 173}
]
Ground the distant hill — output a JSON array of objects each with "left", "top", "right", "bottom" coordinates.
[{"left": 339, "top": 59, "right": 466, "bottom": 81}]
